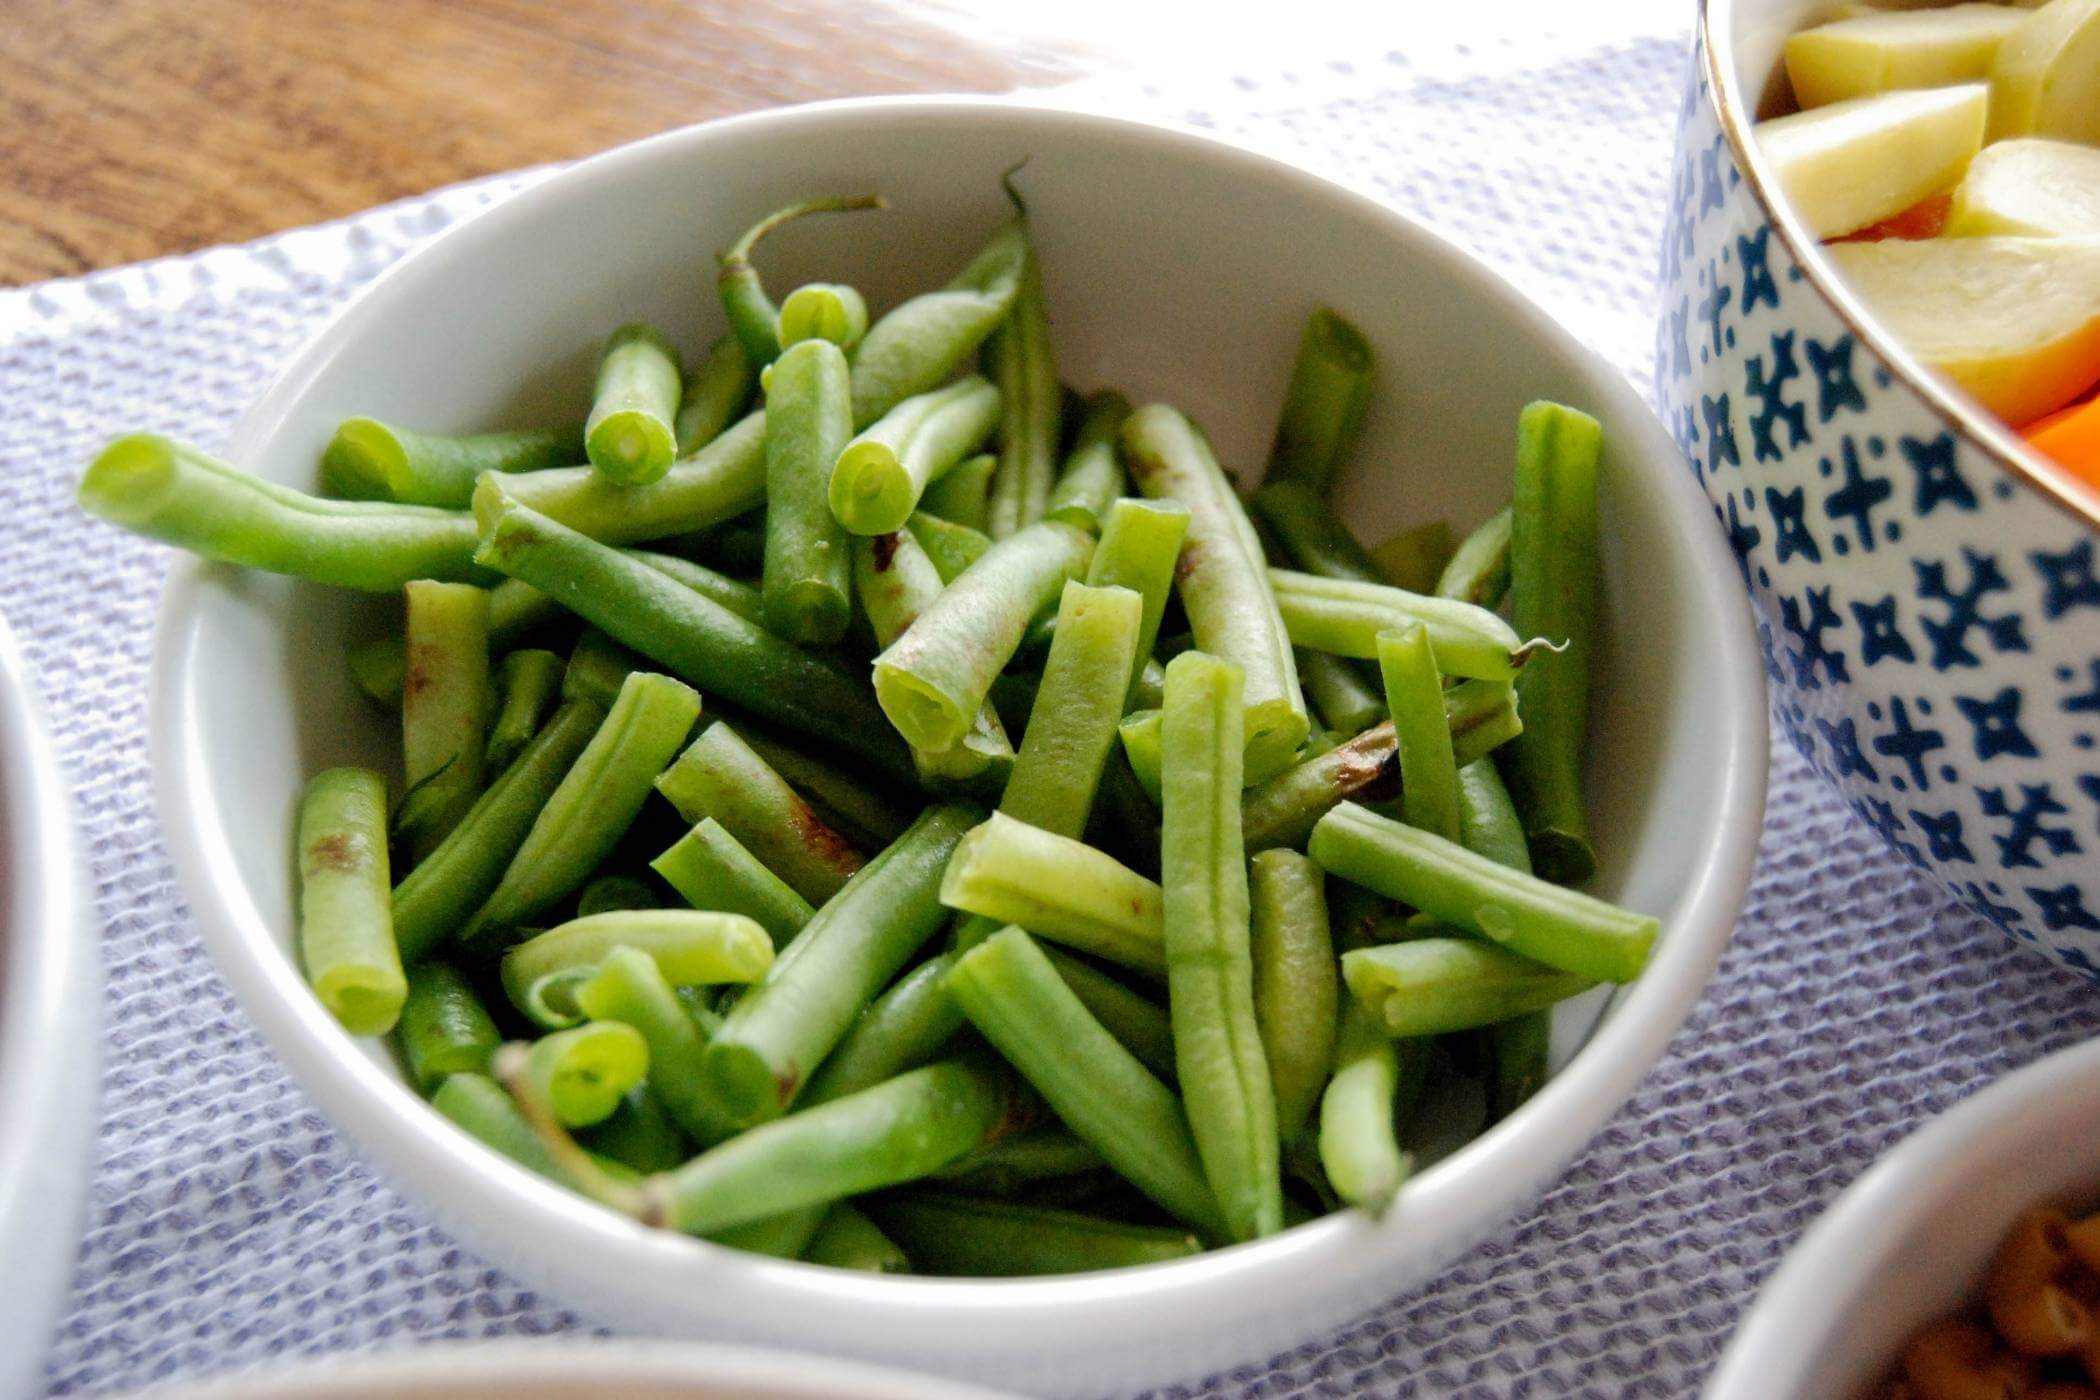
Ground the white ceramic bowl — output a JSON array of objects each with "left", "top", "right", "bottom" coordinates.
[
  {"left": 148, "top": 97, "right": 1769, "bottom": 1394},
  {"left": 127, "top": 1340, "right": 1014, "bottom": 1400},
  {"left": 1706, "top": 1036, "right": 2100, "bottom": 1399},
  {"left": 0, "top": 613, "right": 100, "bottom": 1400}
]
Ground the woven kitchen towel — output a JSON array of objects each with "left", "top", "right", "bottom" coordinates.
[{"left": 8, "top": 13, "right": 2100, "bottom": 1400}]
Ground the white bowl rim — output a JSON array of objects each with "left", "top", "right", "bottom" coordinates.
[
  {"left": 1698, "top": 0, "right": 2100, "bottom": 534},
  {"left": 151, "top": 93, "right": 1770, "bottom": 1363},
  {"left": 1703, "top": 1035, "right": 2100, "bottom": 1399}
]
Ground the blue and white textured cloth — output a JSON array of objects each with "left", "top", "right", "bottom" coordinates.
[{"left": 4, "top": 10, "right": 2098, "bottom": 1397}]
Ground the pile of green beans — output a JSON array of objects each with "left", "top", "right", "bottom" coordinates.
[{"left": 76, "top": 186, "right": 1654, "bottom": 1276}]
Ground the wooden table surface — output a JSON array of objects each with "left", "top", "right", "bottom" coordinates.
[{"left": 0, "top": 0, "right": 1081, "bottom": 286}]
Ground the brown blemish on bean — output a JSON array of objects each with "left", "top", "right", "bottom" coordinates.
[
  {"left": 775, "top": 1061, "right": 801, "bottom": 1105},
  {"left": 1172, "top": 541, "right": 1204, "bottom": 583},
  {"left": 306, "top": 832, "right": 361, "bottom": 874},
  {"left": 870, "top": 531, "right": 901, "bottom": 572},
  {"left": 401, "top": 643, "right": 440, "bottom": 702},
  {"left": 789, "top": 800, "right": 865, "bottom": 876}
]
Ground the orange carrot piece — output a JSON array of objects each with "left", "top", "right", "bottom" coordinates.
[
  {"left": 1830, "top": 193, "right": 1952, "bottom": 243},
  {"left": 2022, "top": 391, "right": 2100, "bottom": 492}
]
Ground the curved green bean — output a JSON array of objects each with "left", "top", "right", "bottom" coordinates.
[
  {"left": 575, "top": 874, "right": 660, "bottom": 916},
  {"left": 398, "top": 960, "right": 500, "bottom": 1092},
  {"left": 399, "top": 580, "right": 492, "bottom": 859},
  {"left": 1269, "top": 568, "right": 1540, "bottom": 681},
  {"left": 985, "top": 239, "right": 1057, "bottom": 538},
  {"left": 298, "top": 767, "right": 404, "bottom": 1036},
  {"left": 656, "top": 722, "right": 864, "bottom": 905},
  {"left": 1317, "top": 1000, "right": 1410, "bottom": 1214},
  {"left": 478, "top": 409, "right": 767, "bottom": 546},
  {"left": 526, "top": 1021, "right": 650, "bottom": 1128},
  {"left": 905, "top": 510, "right": 992, "bottom": 583},
  {"left": 718, "top": 195, "right": 884, "bottom": 368},
  {"left": 485, "top": 648, "right": 564, "bottom": 774},
  {"left": 850, "top": 217, "right": 1027, "bottom": 427},
  {"left": 323, "top": 419, "right": 584, "bottom": 509},
  {"left": 761, "top": 338, "right": 855, "bottom": 644},
  {"left": 651, "top": 817, "right": 815, "bottom": 948},
  {"left": 919, "top": 451, "right": 994, "bottom": 532},
  {"left": 676, "top": 335, "right": 755, "bottom": 455},
  {"left": 933, "top": 1124, "right": 1106, "bottom": 1195},
  {"left": 573, "top": 945, "right": 742, "bottom": 1146},
  {"left": 1376, "top": 622, "right": 1461, "bottom": 843},
  {"left": 1340, "top": 938, "right": 1593, "bottom": 1037},
  {"left": 1266, "top": 307, "right": 1372, "bottom": 493},
  {"left": 867, "top": 1193, "right": 1201, "bottom": 1275},
  {"left": 778, "top": 282, "right": 870, "bottom": 352},
  {"left": 585, "top": 323, "right": 682, "bottom": 485},
  {"left": 1437, "top": 506, "right": 1513, "bottom": 609},
  {"left": 433, "top": 1071, "right": 567, "bottom": 1182},
  {"left": 500, "top": 909, "right": 774, "bottom": 1028},
  {"left": 1249, "top": 849, "right": 1337, "bottom": 1146},
  {"left": 803, "top": 1201, "right": 909, "bottom": 1272},
  {"left": 939, "top": 812, "right": 1164, "bottom": 975},
  {"left": 348, "top": 634, "right": 407, "bottom": 711},
  {"left": 999, "top": 581, "right": 1142, "bottom": 840},
  {"left": 830, "top": 377, "right": 1000, "bottom": 537}
]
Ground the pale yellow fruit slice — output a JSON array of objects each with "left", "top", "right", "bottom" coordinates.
[
  {"left": 1756, "top": 85, "right": 1989, "bottom": 238},
  {"left": 1990, "top": 0, "right": 2100, "bottom": 142},
  {"left": 1825, "top": 234, "right": 2100, "bottom": 424},
  {"left": 1786, "top": 4, "right": 2028, "bottom": 108},
  {"left": 1947, "top": 137, "right": 2100, "bottom": 234}
]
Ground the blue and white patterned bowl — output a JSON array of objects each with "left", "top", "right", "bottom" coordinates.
[{"left": 1663, "top": 0, "right": 2100, "bottom": 973}]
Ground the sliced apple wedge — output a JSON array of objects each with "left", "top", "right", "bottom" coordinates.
[
  {"left": 1756, "top": 85, "right": 1988, "bottom": 238},
  {"left": 1825, "top": 235, "right": 2100, "bottom": 425},
  {"left": 1947, "top": 137, "right": 2100, "bottom": 234},
  {"left": 1990, "top": 0, "right": 2100, "bottom": 142},
  {"left": 1785, "top": 4, "right": 2028, "bottom": 108}
]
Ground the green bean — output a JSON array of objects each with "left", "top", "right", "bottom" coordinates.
[
  {"left": 703, "top": 804, "right": 980, "bottom": 1124},
  {"left": 1043, "top": 947, "right": 1175, "bottom": 1083},
  {"left": 1311, "top": 801, "right": 1653, "bottom": 982},
  {"left": 830, "top": 377, "right": 1001, "bottom": 537},
  {"left": 919, "top": 451, "right": 994, "bottom": 532},
  {"left": 676, "top": 335, "right": 756, "bottom": 455},
  {"left": 1265, "top": 307, "right": 1373, "bottom": 494},
  {"left": 1317, "top": 1000, "right": 1409, "bottom": 1214},
  {"left": 1269, "top": 568, "right": 1541, "bottom": 681},
  {"left": 500, "top": 909, "right": 774, "bottom": 1029},
  {"left": 652, "top": 818, "right": 815, "bottom": 948},
  {"left": 1340, "top": 938, "right": 1593, "bottom": 1037},
  {"left": 1087, "top": 747, "right": 1161, "bottom": 880},
  {"left": 1503, "top": 402, "right": 1602, "bottom": 885},
  {"left": 985, "top": 238, "right": 1057, "bottom": 538},
  {"left": 1436, "top": 506, "right": 1513, "bottom": 609},
  {"left": 718, "top": 195, "right": 885, "bottom": 369},
  {"left": 298, "top": 768, "right": 404, "bottom": 1035},
  {"left": 656, "top": 723, "right": 863, "bottom": 905},
  {"left": 695, "top": 513, "right": 767, "bottom": 575},
  {"left": 1375, "top": 623, "right": 1461, "bottom": 843},
  {"left": 905, "top": 510, "right": 992, "bottom": 583},
  {"left": 733, "top": 725, "right": 915, "bottom": 848},
  {"left": 934, "top": 1125, "right": 1106, "bottom": 1194},
  {"left": 868, "top": 1193, "right": 1201, "bottom": 1275},
  {"left": 1251, "top": 478, "right": 1382, "bottom": 584},
  {"left": 1239, "top": 679, "right": 1520, "bottom": 850},
  {"left": 398, "top": 961, "right": 500, "bottom": 1092},
  {"left": 627, "top": 550, "right": 766, "bottom": 624},
  {"left": 560, "top": 628, "right": 643, "bottom": 710},
  {"left": 1371, "top": 519, "right": 1454, "bottom": 595},
  {"left": 573, "top": 946, "right": 740, "bottom": 1146},
  {"left": 1297, "top": 649, "right": 1385, "bottom": 737},
  {"left": 473, "top": 490, "right": 912, "bottom": 783},
  {"left": 873, "top": 519, "right": 1092, "bottom": 753},
  {"left": 583, "top": 323, "right": 682, "bottom": 485},
  {"left": 850, "top": 216, "right": 1027, "bottom": 427},
  {"left": 939, "top": 812, "right": 1164, "bottom": 976},
  {"left": 778, "top": 283, "right": 870, "bottom": 352},
  {"left": 323, "top": 419, "right": 584, "bottom": 509},
  {"left": 799, "top": 951, "right": 965, "bottom": 1105},
  {"left": 1489, "top": 1007, "right": 1552, "bottom": 1121},
  {"left": 485, "top": 648, "right": 563, "bottom": 774},
  {"left": 1086, "top": 497, "right": 1190, "bottom": 707},
  {"left": 526, "top": 1021, "right": 649, "bottom": 1128},
  {"left": 582, "top": 1087, "right": 690, "bottom": 1175},
  {"left": 398, "top": 581, "right": 492, "bottom": 858},
  {"left": 433, "top": 1071, "right": 567, "bottom": 1182},
  {"left": 1043, "top": 392, "right": 1130, "bottom": 533},
  {"left": 1116, "top": 709, "right": 1164, "bottom": 804},
  {"left": 461, "top": 671, "right": 702, "bottom": 946},
  {"left": 480, "top": 410, "right": 769, "bottom": 546},
  {"left": 79, "top": 435, "right": 492, "bottom": 590},
  {"left": 575, "top": 873, "right": 659, "bottom": 916},
  {"left": 711, "top": 1209, "right": 829, "bottom": 1260},
  {"left": 946, "top": 927, "right": 1223, "bottom": 1236},
  {"left": 804, "top": 1201, "right": 909, "bottom": 1272},
  {"left": 1248, "top": 849, "right": 1337, "bottom": 1147},
  {"left": 391, "top": 699, "right": 604, "bottom": 961},
  {"left": 1122, "top": 406, "right": 1307, "bottom": 784},
  {"left": 1159, "top": 651, "right": 1280, "bottom": 1242},
  {"left": 1457, "top": 758, "right": 1534, "bottom": 876},
  {"left": 348, "top": 635, "right": 407, "bottom": 710},
  {"left": 760, "top": 338, "right": 855, "bottom": 644},
  {"left": 999, "top": 582, "right": 1142, "bottom": 840}
]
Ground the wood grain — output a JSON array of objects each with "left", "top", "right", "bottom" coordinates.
[{"left": 0, "top": 0, "right": 1076, "bottom": 285}]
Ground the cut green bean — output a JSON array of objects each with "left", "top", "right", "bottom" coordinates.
[
  {"left": 573, "top": 946, "right": 742, "bottom": 1146},
  {"left": 348, "top": 635, "right": 407, "bottom": 711},
  {"left": 1297, "top": 649, "right": 1385, "bottom": 738},
  {"left": 1123, "top": 405, "right": 1307, "bottom": 784},
  {"left": 1043, "top": 392, "right": 1130, "bottom": 532},
  {"left": 585, "top": 323, "right": 682, "bottom": 485},
  {"left": 985, "top": 238, "right": 1057, "bottom": 538},
  {"left": 873, "top": 518, "right": 1092, "bottom": 753},
  {"left": 1044, "top": 947, "right": 1176, "bottom": 1082},
  {"left": 1251, "top": 478, "right": 1382, "bottom": 585},
  {"left": 934, "top": 1124, "right": 1106, "bottom": 1195},
  {"left": 627, "top": 550, "right": 766, "bottom": 625},
  {"left": 1249, "top": 849, "right": 1337, "bottom": 1147},
  {"left": 485, "top": 648, "right": 563, "bottom": 774},
  {"left": 1490, "top": 1007, "right": 1552, "bottom": 1121},
  {"left": 710, "top": 1209, "right": 829, "bottom": 1259},
  {"left": 1457, "top": 759, "right": 1534, "bottom": 877},
  {"left": 323, "top": 419, "right": 584, "bottom": 509},
  {"left": 461, "top": 671, "right": 702, "bottom": 946},
  {"left": 1266, "top": 307, "right": 1373, "bottom": 493},
  {"left": 1436, "top": 506, "right": 1513, "bottom": 609},
  {"left": 399, "top": 581, "right": 492, "bottom": 859},
  {"left": 999, "top": 581, "right": 1142, "bottom": 840},
  {"left": 733, "top": 725, "right": 915, "bottom": 848},
  {"left": 1376, "top": 623, "right": 1461, "bottom": 843},
  {"left": 676, "top": 335, "right": 756, "bottom": 455},
  {"left": 560, "top": 628, "right": 644, "bottom": 711},
  {"left": 947, "top": 927, "right": 1222, "bottom": 1235},
  {"left": 398, "top": 960, "right": 500, "bottom": 1093},
  {"left": 778, "top": 283, "right": 870, "bottom": 352},
  {"left": 1159, "top": 651, "right": 1280, "bottom": 1242},
  {"left": 905, "top": 510, "right": 992, "bottom": 583},
  {"left": 1310, "top": 802, "right": 1654, "bottom": 982},
  {"left": 526, "top": 1021, "right": 649, "bottom": 1128},
  {"left": 703, "top": 804, "right": 980, "bottom": 1124},
  {"left": 434, "top": 1071, "right": 566, "bottom": 1182},
  {"left": 919, "top": 451, "right": 994, "bottom": 532},
  {"left": 473, "top": 490, "right": 913, "bottom": 783},
  {"left": 830, "top": 376, "right": 1000, "bottom": 537},
  {"left": 1317, "top": 1000, "right": 1410, "bottom": 1214},
  {"left": 479, "top": 410, "right": 768, "bottom": 546},
  {"left": 298, "top": 767, "right": 404, "bottom": 1036},
  {"left": 1088, "top": 746, "right": 1162, "bottom": 879},
  {"left": 718, "top": 195, "right": 884, "bottom": 369},
  {"left": 804, "top": 1201, "right": 909, "bottom": 1272},
  {"left": 500, "top": 909, "right": 774, "bottom": 1029},
  {"left": 799, "top": 951, "right": 965, "bottom": 1106},
  {"left": 652, "top": 818, "right": 816, "bottom": 948},
  {"left": 575, "top": 874, "right": 660, "bottom": 915},
  {"left": 850, "top": 217, "right": 1027, "bottom": 427},
  {"left": 656, "top": 723, "right": 864, "bottom": 905},
  {"left": 1269, "top": 568, "right": 1541, "bottom": 681},
  {"left": 1340, "top": 938, "right": 1593, "bottom": 1037},
  {"left": 761, "top": 338, "right": 855, "bottom": 644},
  {"left": 868, "top": 1193, "right": 1200, "bottom": 1275},
  {"left": 80, "top": 435, "right": 492, "bottom": 590},
  {"left": 1086, "top": 496, "right": 1191, "bottom": 708},
  {"left": 939, "top": 812, "right": 1164, "bottom": 976},
  {"left": 1503, "top": 402, "right": 1602, "bottom": 884},
  {"left": 582, "top": 1087, "right": 689, "bottom": 1175},
  {"left": 1371, "top": 519, "right": 1455, "bottom": 595}
]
